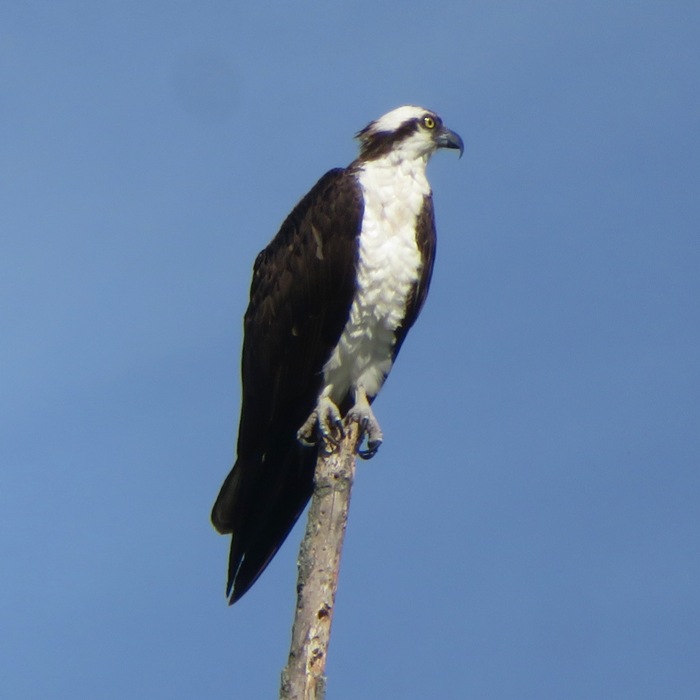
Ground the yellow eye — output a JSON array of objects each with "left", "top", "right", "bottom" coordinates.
[{"left": 423, "top": 115, "right": 436, "bottom": 129}]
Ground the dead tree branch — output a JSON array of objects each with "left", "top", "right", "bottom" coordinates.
[{"left": 279, "top": 422, "right": 361, "bottom": 700}]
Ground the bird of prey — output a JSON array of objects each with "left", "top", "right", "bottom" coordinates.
[{"left": 212, "top": 105, "right": 463, "bottom": 603}]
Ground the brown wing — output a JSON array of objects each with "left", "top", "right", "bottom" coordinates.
[
  {"left": 392, "top": 194, "right": 437, "bottom": 360},
  {"left": 211, "top": 168, "right": 363, "bottom": 603}
]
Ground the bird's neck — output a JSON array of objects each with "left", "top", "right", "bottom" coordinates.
[{"left": 357, "top": 150, "right": 432, "bottom": 202}]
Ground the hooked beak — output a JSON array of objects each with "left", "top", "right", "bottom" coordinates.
[{"left": 435, "top": 125, "right": 464, "bottom": 158}]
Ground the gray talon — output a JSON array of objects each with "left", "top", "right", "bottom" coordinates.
[{"left": 297, "top": 394, "right": 344, "bottom": 449}]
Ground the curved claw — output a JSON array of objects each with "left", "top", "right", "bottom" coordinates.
[
  {"left": 323, "top": 413, "right": 345, "bottom": 442},
  {"left": 358, "top": 437, "right": 382, "bottom": 460}
]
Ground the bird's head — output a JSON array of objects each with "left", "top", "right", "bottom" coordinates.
[{"left": 355, "top": 105, "right": 464, "bottom": 163}]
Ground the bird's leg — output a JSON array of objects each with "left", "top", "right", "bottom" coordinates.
[
  {"left": 346, "top": 385, "right": 383, "bottom": 460},
  {"left": 297, "top": 389, "right": 344, "bottom": 449}
]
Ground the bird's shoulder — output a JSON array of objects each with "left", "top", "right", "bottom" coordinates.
[{"left": 248, "top": 167, "right": 362, "bottom": 310}]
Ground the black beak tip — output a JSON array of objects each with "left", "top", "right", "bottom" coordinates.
[
  {"left": 452, "top": 132, "right": 465, "bottom": 159},
  {"left": 437, "top": 127, "right": 464, "bottom": 159}
]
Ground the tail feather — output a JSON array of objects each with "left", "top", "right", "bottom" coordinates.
[
  {"left": 211, "top": 465, "right": 243, "bottom": 535},
  {"left": 211, "top": 442, "right": 317, "bottom": 604}
]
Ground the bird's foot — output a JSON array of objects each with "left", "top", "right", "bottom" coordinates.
[
  {"left": 297, "top": 394, "right": 344, "bottom": 449},
  {"left": 346, "top": 389, "right": 383, "bottom": 460}
]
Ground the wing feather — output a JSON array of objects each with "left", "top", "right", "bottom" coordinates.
[{"left": 392, "top": 194, "right": 437, "bottom": 359}]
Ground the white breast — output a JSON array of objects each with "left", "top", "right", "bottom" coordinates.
[{"left": 322, "top": 154, "right": 431, "bottom": 403}]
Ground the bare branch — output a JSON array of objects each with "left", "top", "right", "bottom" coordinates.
[{"left": 280, "top": 422, "right": 361, "bottom": 700}]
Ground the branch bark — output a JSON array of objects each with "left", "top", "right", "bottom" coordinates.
[{"left": 279, "top": 422, "right": 361, "bottom": 700}]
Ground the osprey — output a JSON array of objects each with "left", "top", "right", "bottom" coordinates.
[{"left": 212, "top": 105, "right": 463, "bottom": 603}]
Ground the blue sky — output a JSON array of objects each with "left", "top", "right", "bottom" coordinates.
[{"left": 2, "top": 2, "right": 699, "bottom": 698}]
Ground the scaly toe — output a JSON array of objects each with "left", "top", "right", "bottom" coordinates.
[{"left": 298, "top": 395, "right": 344, "bottom": 449}]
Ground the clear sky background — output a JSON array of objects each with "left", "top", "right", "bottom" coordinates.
[{"left": 1, "top": 2, "right": 698, "bottom": 698}]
